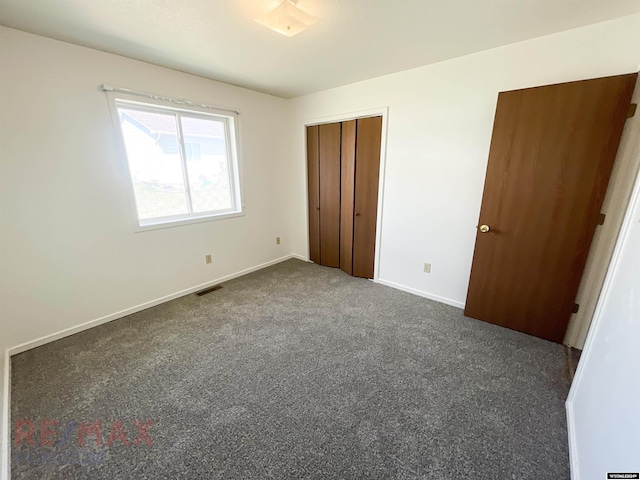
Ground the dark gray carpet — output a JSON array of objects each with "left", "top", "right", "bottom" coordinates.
[{"left": 11, "top": 259, "right": 570, "bottom": 479}]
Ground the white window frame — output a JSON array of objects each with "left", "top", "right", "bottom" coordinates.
[{"left": 106, "top": 92, "right": 244, "bottom": 231}]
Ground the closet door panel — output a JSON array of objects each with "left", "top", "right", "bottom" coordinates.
[
  {"left": 353, "top": 116, "right": 382, "bottom": 278},
  {"left": 340, "top": 120, "right": 357, "bottom": 275},
  {"left": 319, "top": 122, "right": 342, "bottom": 268},
  {"left": 306, "top": 125, "right": 320, "bottom": 264}
]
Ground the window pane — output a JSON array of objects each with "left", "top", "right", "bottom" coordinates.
[
  {"left": 180, "top": 116, "right": 233, "bottom": 213},
  {"left": 117, "top": 108, "right": 188, "bottom": 220}
]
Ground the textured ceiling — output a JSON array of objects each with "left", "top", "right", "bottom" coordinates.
[{"left": 1, "top": 0, "right": 640, "bottom": 98}]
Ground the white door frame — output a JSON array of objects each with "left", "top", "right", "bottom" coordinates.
[{"left": 565, "top": 142, "right": 640, "bottom": 479}]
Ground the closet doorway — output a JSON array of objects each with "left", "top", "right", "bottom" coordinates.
[{"left": 307, "top": 116, "right": 383, "bottom": 279}]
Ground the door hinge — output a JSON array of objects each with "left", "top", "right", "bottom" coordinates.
[
  {"left": 573, "top": 303, "right": 580, "bottom": 314},
  {"left": 598, "top": 213, "right": 606, "bottom": 226},
  {"left": 628, "top": 103, "right": 637, "bottom": 119}
]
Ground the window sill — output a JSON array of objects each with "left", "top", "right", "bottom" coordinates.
[{"left": 135, "top": 210, "right": 245, "bottom": 232}]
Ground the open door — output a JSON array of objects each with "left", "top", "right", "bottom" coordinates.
[{"left": 464, "top": 73, "right": 637, "bottom": 343}]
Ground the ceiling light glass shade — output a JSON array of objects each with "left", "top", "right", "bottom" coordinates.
[{"left": 255, "top": 0, "right": 320, "bottom": 37}]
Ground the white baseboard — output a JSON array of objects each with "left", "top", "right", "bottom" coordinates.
[
  {"left": 375, "top": 278, "right": 465, "bottom": 309},
  {"left": 8, "top": 254, "right": 304, "bottom": 357},
  {"left": 1, "top": 349, "right": 9, "bottom": 480},
  {"left": 565, "top": 398, "right": 580, "bottom": 480}
]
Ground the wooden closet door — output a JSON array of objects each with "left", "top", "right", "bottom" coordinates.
[
  {"left": 353, "top": 116, "right": 382, "bottom": 278},
  {"left": 319, "top": 122, "right": 341, "bottom": 268},
  {"left": 306, "top": 125, "right": 320, "bottom": 264},
  {"left": 340, "top": 120, "right": 357, "bottom": 275}
]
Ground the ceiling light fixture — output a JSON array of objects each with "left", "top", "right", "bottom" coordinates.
[{"left": 255, "top": 0, "right": 320, "bottom": 37}]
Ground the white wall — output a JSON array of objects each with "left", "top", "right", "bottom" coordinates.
[
  {"left": 0, "top": 27, "right": 298, "bottom": 478},
  {"left": 289, "top": 14, "right": 640, "bottom": 309},
  {"left": 0, "top": 27, "right": 297, "bottom": 351},
  {"left": 566, "top": 161, "right": 640, "bottom": 479}
]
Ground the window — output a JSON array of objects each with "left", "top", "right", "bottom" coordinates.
[{"left": 113, "top": 99, "right": 242, "bottom": 229}]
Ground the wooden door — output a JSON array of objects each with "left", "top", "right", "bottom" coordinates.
[
  {"left": 306, "top": 125, "right": 320, "bottom": 264},
  {"left": 340, "top": 120, "right": 357, "bottom": 275},
  {"left": 465, "top": 74, "right": 637, "bottom": 343},
  {"left": 353, "top": 116, "right": 383, "bottom": 279},
  {"left": 318, "top": 123, "right": 341, "bottom": 268}
]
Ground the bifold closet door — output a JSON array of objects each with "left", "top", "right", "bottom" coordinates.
[
  {"left": 352, "top": 116, "right": 382, "bottom": 279},
  {"left": 307, "top": 117, "right": 382, "bottom": 278},
  {"left": 340, "top": 120, "right": 357, "bottom": 275},
  {"left": 306, "top": 125, "right": 320, "bottom": 264},
  {"left": 318, "top": 122, "right": 341, "bottom": 268}
]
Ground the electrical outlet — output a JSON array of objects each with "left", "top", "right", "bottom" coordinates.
[
  {"left": 205, "top": 254, "right": 212, "bottom": 264},
  {"left": 276, "top": 237, "right": 281, "bottom": 245},
  {"left": 423, "top": 263, "right": 431, "bottom": 273}
]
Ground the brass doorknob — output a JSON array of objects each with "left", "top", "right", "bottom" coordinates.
[{"left": 479, "top": 224, "right": 490, "bottom": 233}]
